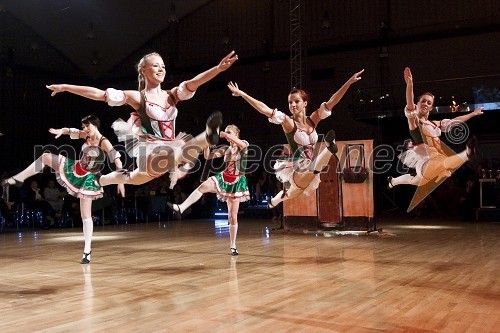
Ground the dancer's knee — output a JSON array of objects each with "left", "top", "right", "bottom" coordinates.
[
  {"left": 40, "top": 152, "right": 55, "bottom": 166},
  {"left": 228, "top": 214, "right": 237, "bottom": 225},
  {"left": 293, "top": 173, "right": 314, "bottom": 190},
  {"left": 198, "top": 180, "right": 214, "bottom": 193},
  {"left": 284, "top": 188, "right": 302, "bottom": 200}
]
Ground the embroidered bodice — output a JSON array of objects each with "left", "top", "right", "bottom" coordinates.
[
  {"left": 284, "top": 119, "right": 318, "bottom": 160},
  {"left": 140, "top": 91, "right": 178, "bottom": 140},
  {"left": 78, "top": 136, "right": 106, "bottom": 173},
  {"left": 223, "top": 141, "right": 249, "bottom": 176}
]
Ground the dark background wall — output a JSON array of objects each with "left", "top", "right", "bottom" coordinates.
[{"left": 1, "top": 0, "right": 499, "bottom": 181}]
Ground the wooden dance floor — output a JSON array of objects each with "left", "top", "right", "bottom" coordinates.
[{"left": 1, "top": 216, "right": 499, "bottom": 332}]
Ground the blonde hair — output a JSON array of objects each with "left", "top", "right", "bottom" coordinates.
[
  {"left": 136, "top": 52, "right": 161, "bottom": 91},
  {"left": 225, "top": 124, "right": 240, "bottom": 137}
]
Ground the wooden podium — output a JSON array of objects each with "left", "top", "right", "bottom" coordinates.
[
  {"left": 282, "top": 143, "right": 341, "bottom": 231},
  {"left": 337, "top": 140, "right": 375, "bottom": 230},
  {"left": 283, "top": 140, "right": 374, "bottom": 232}
]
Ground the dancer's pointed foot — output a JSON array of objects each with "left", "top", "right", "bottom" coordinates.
[
  {"left": 167, "top": 202, "right": 182, "bottom": 214},
  {"left": 80, "top": 251, "right": 91, "bottom": 264},
  {"left": 387, "top": 176, "right": 394, "bottom": 189},
  {"left": 324, "top": 130, "right": 338, "bottom": 154},
  {"left": 267, "top": 199, "right": 275, "bottom": 209},
  {"left": 1, "top": 177, "right": 23, "bottom": 188},
  {"left": 206, "top": 111, "right": 223, "bottom": 145},
  {"left": 230, "top": 247, "right": 239, "bottom": 256},
  {"left": 466, "top": 135, "right": 478, "bottom": 160}
]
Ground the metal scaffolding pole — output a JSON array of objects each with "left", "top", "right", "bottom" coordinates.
[{"left": 290, "top": 0, "right": 303, "bottom": 90}]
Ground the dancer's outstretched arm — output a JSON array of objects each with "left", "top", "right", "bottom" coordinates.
[
  {"left": 221, "top": 131, "right": 248, "bottom": 150},
  {"left": 46, "top": 84, "right": 142, "bottom": 110},
  {"left": 404, "top": 67, "right": 415, "bottom": 111},
  {"left": 451, "top": 107, "right": 484, "bottom": 123},
  {"left": 180, "top": 51, "right": 238, "bottom": 95},
  {"left": 49, "top": 127, "right": 86, "bottom": 139},
  {"left": 204, "top": 145, "right": 226, "bottom": 160},
  {"left": 49, "top": 127, "right": 126, "bottom": 197},
  {"left": 203, "top": 131, "right": 247, "bottom": 160},
  {"left": 309, "top": 69, "right": 364, "bottom": 125},
  {"left": 436, "top": 106, "right": 484, "bottom": 132},
  {"left": 46, "top": 52, "right": 238, "bottom": 109},
  {"left": 227, "top": 81, "right": 295, "bottom": 132},
  {"left": 324, "top": 69, "right": 364, "bottom": 110},
  {"left": 403, "top": 67, "right": 418, "bottom": 130},
  {"left": 227, "top": 82, "right": 275, "bottom": 117}
]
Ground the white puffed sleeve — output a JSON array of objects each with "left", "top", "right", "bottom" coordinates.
[
  {"left": 404, "top": 105, "right": 417, "bottom": 119},
  {"left": 105, "top": 88, "right": 127, "bottom": 106},
  {"left": 107, "top": 149, "right": 122, "bottom": 161},
  {"left": 177, "top": 81, "right": 196, "bottom": 101},
  {"left": 268, "top": 109, "right": 286, "bottom": 124},
  {"left": 439, "top": 118, "right": 453, "bottom": 132},
  {"left": 69, "top": 128, "right": 81, "bottom": 140},
  {"left": 240, "top": 140, "right": 250, "bottom": 153},
  {"left": 317, "top": 102, "right": 332, "bottom": 120}
]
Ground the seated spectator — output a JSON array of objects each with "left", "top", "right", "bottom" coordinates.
[
  {"left": 43, "top": 179, "right": 66, "bottom": 216},
  {"left": 156, "top": 177, "right": 173, "bottom": 198},
  {"left": 26, "top": 180, "right": 55, "bottom": 228}
]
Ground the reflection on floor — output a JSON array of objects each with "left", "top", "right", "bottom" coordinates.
[{"left": 1, "top": 215, "right": 499, "bottom": 332}]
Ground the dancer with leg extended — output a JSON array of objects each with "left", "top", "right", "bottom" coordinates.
[
  {"left": 168, "top": 125, "right": 250, "bottom": 255},
  {"left": 227, "top": 70, "right": 364, "bottom": 208},
  {"left": 1, "top": 115, "right": 125, "bottom": 263},
  {"left": 388, "top": 67, "right": 483, "bottom": 210},
  {"left": 46, "top": 51, "right": 238, "bottom": 187}
]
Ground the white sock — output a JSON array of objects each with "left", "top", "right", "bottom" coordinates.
[
  {"left": 229, "top": 224, "right": 238, "bottom": 249},
  {"left": 269, "top": 191, "right": 285, "bottom": 207},
  {"left": 11, "top": 157, "right": 44, "bottom": 183},
  {"left": 391, "top": 174, "right": 421, "bottom": 186},
  {"left": 178, "top": 189, "right": 203, "bottom": 213},
  {"left": 312, "top": 147, "right": 333, "bottom": 173},
  {"left": 82, "top": 218, "right": 93, "bottom": 255},
  {"left": 99, "top": 171, "right": 128, "bottom": 186}
]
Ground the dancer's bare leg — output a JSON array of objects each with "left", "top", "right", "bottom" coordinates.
[
  {"left": 269, "top": 131, "right": 336, "bottom": 207},
  {"left": 98, "top": 168, "right": 154, "bottom": 186},
  {"left": 389, "top": 174, "right": 422, "bottom": 187},
  {"left": 169, "top": 178, "right": 216, "bottom": 214},
  {"left": 4, "top": 153, "right": 59, "bottom": 185},
  {"left": 443, "top": 150, "right": 468, "bottom": 170},
  {"left": 175, "top": 111, "right": 223, "bottom": 166},
  {"left": 177, "top": 133, "right": 209, "bottom": 165},
  {"left": 292, "top": 129, "right": 336, "bottom": 189},
  {"left": 268, "top": 181, "right": 304, "bottom": 208},
  {"left": 227, "top": 198, "right": 240, "bottom": 255},
  {"left": 80, "top": 198, "right": 93, "bottom": 264}
]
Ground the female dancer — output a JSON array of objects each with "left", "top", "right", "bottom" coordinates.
[
  {"left": 46, "top": 51, "right": 238, "bottom": 188},
  {"left": 168, "top": 125, "right": 250, "bottom": 255},
  {"left": 1, "top": 115, "right": 125, "bottom": 264},
  {"left": 388, "top": 67, "right": 483, "bottom": 210},
  {"left": 226, "top": 70, "right": 364, "bottom": 208}
]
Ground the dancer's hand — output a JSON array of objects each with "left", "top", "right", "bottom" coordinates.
[
  {"left": 217, "top": 51, "right": 238, "bottom": 72},
  {"left": 117, "top": 184, "right": 125, "bottom": 198},
  {"left": 227, "top": 81, "right": 243, "bottom": 97},
  {"left": 220, "top": 131, "right": 228, "bottom": 139},
  {"left": 471, "top": 106, "right": 484, "bottom": 117},
  {"left": 46, "top": 84, "right": 64, "bottom": 97},
  {"left": 49, "top": 128, "right": 64, "bottom": 139},
  {"left": 404, "top": 67, "right": 413, "bottom": 85},
  {"left": 348, "top": 69, "right": 364, "bottom": 84}
]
